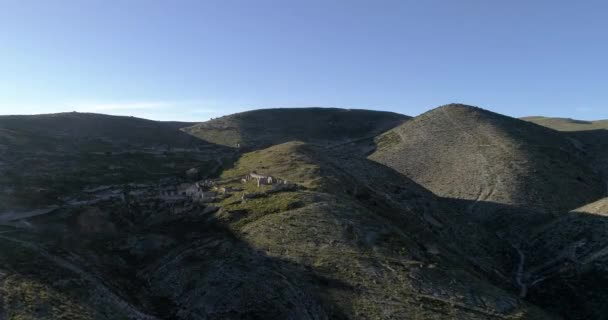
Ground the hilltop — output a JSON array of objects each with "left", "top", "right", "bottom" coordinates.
[
  {"left": 183, "top": 107, "right": 408, "bottom": 150},
  {"left": 369, "top": 104, "right": 605, "bottom": 231}
]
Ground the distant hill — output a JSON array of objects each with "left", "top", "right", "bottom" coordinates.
[
  {"left": 370, "top": 104, "right": 605, "bottom": 230},
  {"left": 522, "top": 116, "right": 608, "bottom": 131},
  {"left": 522, "top": 116, "right": 608, "bottom": 182},
  {"left": 183, "top": 107, "right": 408, "bottom": 150},
  {"left": 0, "top": 112, "right": 234, "bottom": 210},
  {"left": 0, "top": 112, "right": 202, "bottom": 152}
]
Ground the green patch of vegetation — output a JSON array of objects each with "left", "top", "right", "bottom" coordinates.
[
  {"left": 0, "top": 237, "right": 99, "bottom": 319},
  {"left": 4, "top": 275, "right": 94, "bottom": 320},
  {"left": 218, "top": 142, "right": 327, "bottom": 191},
  {"left": 374, "top": 130, "right": 401, "bottom": 150},
  {"left": 219, "top": 191, "right": 306, "bottom": 227},
  {"left": 184, "top": 127, "right": 241, "bottom": 147}
]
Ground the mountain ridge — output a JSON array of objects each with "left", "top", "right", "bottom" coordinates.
[{"left": 1, "top": 104, "right": 608, "bottom": 319}]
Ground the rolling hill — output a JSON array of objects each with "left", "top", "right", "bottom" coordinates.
[
  {"left": 182, "top": 107, "right": 408, "bottom": 150},
  {"left": 0, "top": 112, "right": 202, "bottom": 152},
  {"left": 0, "top": 112, "right": 235, "bottom": 211},
  {"left": 522, "top": 115, "right": 608, "bottom": 183},
  {"left": 0, "top": 140, "right": 551, "bottom": 319},
  {"left": 522, "top": 116, "right": 608, "bottom": 132},
  {"left": 3, "top": 105, "right": 608, "bottom": 319},
  {"left": 369, "top": 104, "right": 605, "bottom": 232}
]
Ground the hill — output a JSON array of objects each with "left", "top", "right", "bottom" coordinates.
[
  {"left": 0, "top": 141, "right": 551, "bottom": 319},
  {"left": 522, "top": 116, "right": 608, "bottom": 131},
  {"left": 0, "top": 112, "right": 235, "bottom": 211},
  {"left": 0, "top": 112, "right": 201, "bottom": 152},
  {"left": 521, "top": 116, "right": 608, "bottom": 183},
  {"left": 182, "top": 107, "right": 408, "bottom": 150},
  {"left": 369, "top": 104, "right": 605, "bottom": 231},
  {"left": 520, "top": 197, "right": 608, "bottom": 319}
]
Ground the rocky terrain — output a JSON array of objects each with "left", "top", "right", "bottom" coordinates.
[
  {"left": 514, "top": 117, "right": 608, "bottom": 319},
  {"left": 369, "top": 104, "right": 605, "bottom": 234},
  {"left": 1, "top": 105, "right": 607, "bottom": 319},
  {"left": 524, "top": 115, "right": 608, "bottom": 184}
]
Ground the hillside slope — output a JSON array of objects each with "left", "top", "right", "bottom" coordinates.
[
  {"left": 370, "top": 104, "right": 604, "bottom": 229},
  {"left": 0, "top": 112, "right": 235, "bottom": 211},
  {"left": 183, "top": 107, "right": 408, "bottom": 150},
  {"left": 205, "top": 141, "right": 551, "bottom": 319},
  {"left": 0, "top": 140, "right": 552, "bottom": 319},
  {"left": 522, "top": 116, "right": 608, "bottom": 183},
  {"left": 521, "top": 198, "right": 608, "bottom": 319},
  {"left": 0, "top": 112, "right": 201, "bottom": 152},
  {"left": 567, "top": 130, "right": 608, "bottom": 182}
]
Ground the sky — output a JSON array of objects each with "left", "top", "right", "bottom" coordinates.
[{"left": 1, "top": 0, "right": 607, "bottom": 121}]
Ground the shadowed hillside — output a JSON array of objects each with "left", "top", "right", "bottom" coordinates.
[
  {"left": 0, "top": 136, "right": 551, "bottom": 319},
  {"left": 0, "top": 112, "right": 236, "bottom": 211},
  {"left": 566, "top": 130, "right": 608, "bottom": 182},
  {"left": 0, "top": 112, "right": 201, "bottom": 152},
  {"left": 519, "top": 198, "right": 608, "bottom": 320},
  {"left": 370, "top": 104, "right": 605, "bottom": 231},
  {"left": 183, "top": 108, "right": 408, "bottom": 150},
  {"left": 165, "top": 141, "right": 550, "bottom": 319},
  {"left": 521, "top": 117, "right": 608, "bottom": 184},
  {"left": 202, "top": 142, "right": 544, "bottom": 319}
]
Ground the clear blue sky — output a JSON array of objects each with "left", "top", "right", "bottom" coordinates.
[{"left": 1, "top": 0, "right": 607, "bottom": 121}]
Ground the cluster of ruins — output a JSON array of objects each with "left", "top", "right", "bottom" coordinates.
[
  {"left": 63, "top": 178, "right": 229, "bottom": 215},
  {"left": 239, "top": 172, "right": 298, "bottom": 201},
  {"left": 242, "top": 173, "right": 289, "bottom": 187},
  {"left": 58, "top": 172, "right": 297, "bottom": 216}
]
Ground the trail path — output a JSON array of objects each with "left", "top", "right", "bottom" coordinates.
[
  {"left": 512, "top": 245, "right": 527, "bottom": 298},
  {"left": 439, "top": 108, "right": 498, "bottom": 213},
  {"left": 0, "top": 206, "right": 59, "bottom": 224},
  {"left": 439, "top": 109, "right": 532, "bottom": 299}
]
